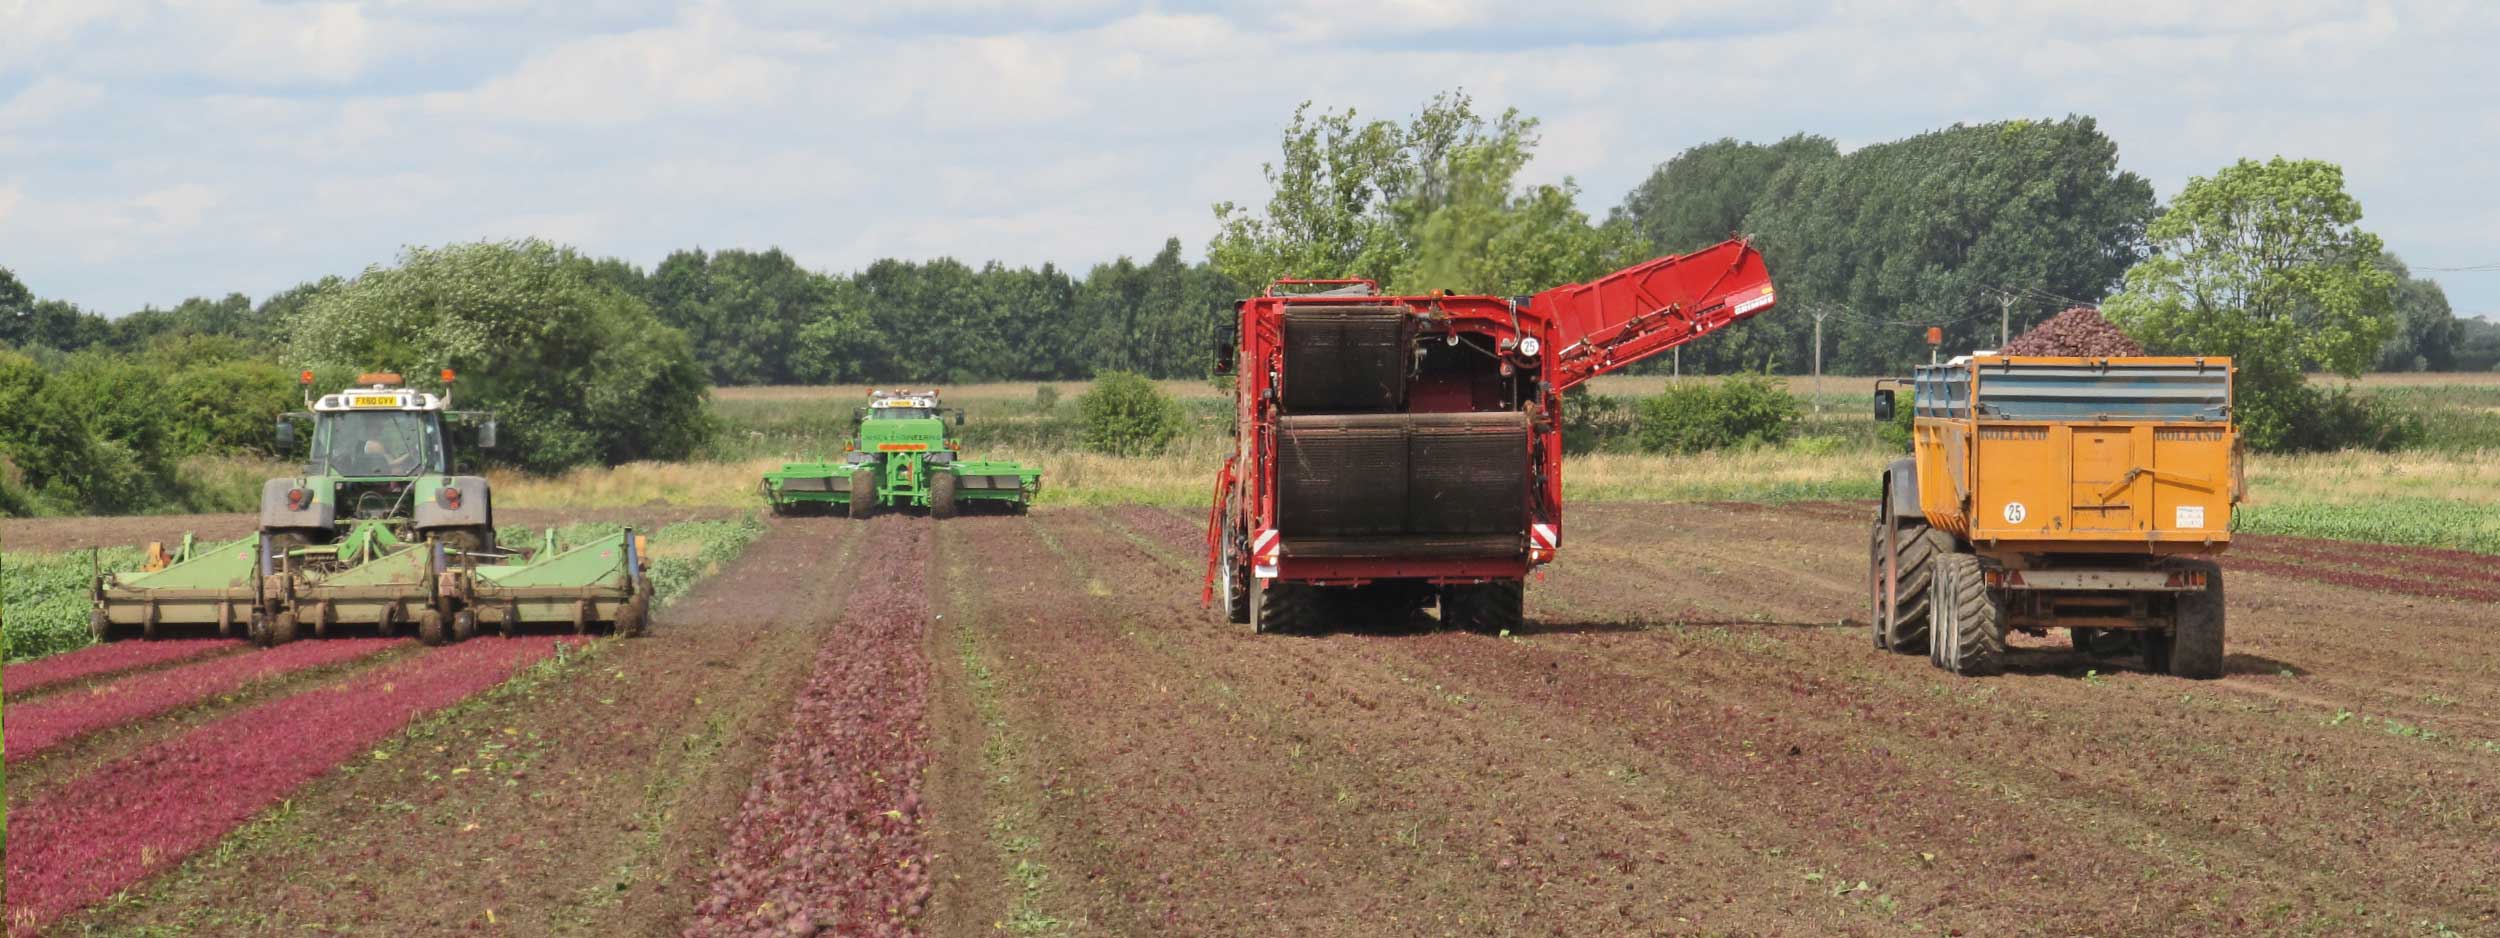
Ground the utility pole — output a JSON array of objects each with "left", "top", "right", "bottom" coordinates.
[
  {"left": 1998, "top": 291, "right": 2015, "bottom": 348},
  {"left": 1672, "top": 347, "right": 1680, "bottom": 382},
  {"left": 1811, "top": 307, "right": 1831, "bottom": 413}
]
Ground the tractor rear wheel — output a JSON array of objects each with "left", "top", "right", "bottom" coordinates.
[
  {"left": 931, "top": 471, "right": 959, "bottom": 519},
  {"left": 416, "top": 609, "right": 447, "bottom": 646},
  {"left": 1441, "top": 580, "right": 1526, "bottom": 634},
  {"left": 1929, "top": 553, "right": 2004, "bottom": 677},
  {"left": 2168, "top": 562, "right": 2225, "bottom": 679},
  {"left": 1250, "top": 581, "right": 1318, "bottom": 635},
  {"left": 848, "top": 469, "right": 876, "bottom": 519}
]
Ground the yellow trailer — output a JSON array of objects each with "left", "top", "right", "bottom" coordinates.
[{"left": 1869, "top": 355, "right": 2239, "bottom": 677}]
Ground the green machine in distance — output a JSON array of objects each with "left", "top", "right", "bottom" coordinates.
[
  {"left": 760, "top": 388, "right": 1041, "bottom": 518},
  {"left": 90, "top": 370, "right": 650, "bottom": 647}
]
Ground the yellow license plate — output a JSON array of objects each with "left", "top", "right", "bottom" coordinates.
[
  {"left": 350, "top": 395, "right": 400, "bottom": 408},
  {"left": 877, "top": 443, "right": 929, "bottom": 452}
]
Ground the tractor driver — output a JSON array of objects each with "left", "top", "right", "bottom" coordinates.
[{"left": 359, "top": 418, "right": 425, "bottom": 475}]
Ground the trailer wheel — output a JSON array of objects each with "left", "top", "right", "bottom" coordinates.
[
  {"left": 1251, "top": 581, "right": 1318, "bottom": 635},
  {"left": 848, "top": 469, "right": 877, "bottom": 519},
  {"left": 931, "top": 471, "right": 959, "bottom": 519},
  {"left": 453, "top": 610, "right": 479, "bottom": 642},
  {"left": 1929, "top": 553, "right": 2004, "bottom": 677},
  {"left": 1879, "top": 522, "right": 1952, "bottom": 655},
  {"left": 617, "top": 576, "right": 653, "bottom": 637},
  {"left": 270, "top": 611, "right": 300, "bottom": 646},
  {"left": 416, "top": 609, "right": 447, "bottom": 646},
  {"left": 90, "top": 609, "right": 114, "bottom": 643},
  {"left": 248, "top": 609, "right": 270, "bottom": 646},
  {"left": 2167, "top": 561, "right": 2225, "bottom": 679}
]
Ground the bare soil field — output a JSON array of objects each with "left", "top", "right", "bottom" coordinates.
[{"left": 9, "top": 503, "right": 2496, "bottom": 936}]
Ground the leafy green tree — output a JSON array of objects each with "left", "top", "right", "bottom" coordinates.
[
  {"left": 2374, "top": 255, "right": 2459, "bottom": 372},
  {"left": 2104, "top": 157, "right": 2399, "bottom": 450},
  {"left": 1715, "top": 117, "right": 2156, "bottom": 376},
  {"left": 288, "top": 239, "right": 712, "bottom": 473},
  {"left": 645, "top": 248, "right": 833, "bottom": 385},
  {"left": 1394, "top": 145, "right": 1640, "bottom": 296},
  {"left": 0, "top": 268, "right": 113, "bottom": 353},
  {"left": 1611, "top": 135, "right": 1837, "bottom": 254},
  {"left": 1078, "top": 371, "right": 1185, "bottom": 455}
]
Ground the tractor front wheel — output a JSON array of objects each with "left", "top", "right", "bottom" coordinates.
[
  {"left": 848, "top": 469, "right": 876, "bottom": 519},
  {"left": 931, "top": 471, "right": 959, "bottom": 519}
]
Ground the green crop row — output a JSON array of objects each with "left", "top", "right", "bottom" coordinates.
[
  {"left": 3, "top": 547, "right": 145, "bottom": 662},
  {"left": 2239, "top": 498, "right": 2500, "bottom": 555}
]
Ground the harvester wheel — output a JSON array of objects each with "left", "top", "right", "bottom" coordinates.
[
  {"left": 270, "top": 611, "right": 301, "bottom": 646},
  {"left": 453, "top": 610, "right": 479, "bottom": 642},
  {"left": 2167, "top": 562, "right": 2225, "bottom": 679},
  {"left": 1441, "top": 580, "right": 1525, "bottom": 634},
  {"left": 1219, "top": 533, "right": 1250, "bottom": 625},
  {"left": 416, "top": 609, "right": 447, "bottom": 646},
  {"left": 1929, "top": 553, "right": 2004, "bottom": 677},
  {"left": 1250, "top": 581, "right": 1318, "bottom": 635},
  {"left": 90, "top": 609, "right": 113, "bottom": 643},
  {"left": 931, "top": 471, "right": 959, "bottom": 519},
  {"left": 848, "top": 469, "right": 876, "bottom": 519},
  {"left": 248, "top": 609, "right": 271, "bottom": 646}
]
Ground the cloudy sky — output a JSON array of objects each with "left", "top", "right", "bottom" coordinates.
[{"left": 2, "top": 0, "right": 2494, "bottom": 319}]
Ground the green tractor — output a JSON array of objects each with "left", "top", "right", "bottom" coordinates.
[
  {"left": 90, "top": 371, "right": 651, "bottom": 647},
  {"left": 760, "top": 388, "right": 1041, "bottom": 518}
]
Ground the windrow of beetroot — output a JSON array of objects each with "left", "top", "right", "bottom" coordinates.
[
  {"left": 5, "top": 638, "right": 404, "bottom": 764},
  {"left": 687, "top": 522, "right": 934, "bottom": 938},
  {"left": 3, "top": 639, "right": 242, "bottom": 698},
  {"left": 2, "top": 637, "right": 577, "bottom": 934}
]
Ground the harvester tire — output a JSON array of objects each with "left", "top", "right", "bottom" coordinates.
[
  {"left": 1219, "top": 532, "right": 1250, "bottom": 625},
  {"left": 1874, "top": 519, "right": 1951, "bottom": 656},
  {"left": 1251, "top": 581, "right": 1318, "bottom": 635},
  {"left": 270, "top": 611, "right": 301, "bottom": 646},
  {"left": 417, "top": 609, "right": 447, "bottom": 646},
  {"left": 848, "top": 469, "right": 876, "bottom": 519},
  {"left": 90, "top": 609, "right": 113, "bottom": 643},
  {"left": 1929, "top": 553, "right": 2004, "bottom": 677},
  {"left": 931, "top": 471, "right": 959, "bottom": 519},
  {"left": 453, "top": 610, "right": 479, "bottom": 642},
  {"left": 1441, "top": 580, "right": 1525, "bottom": 634},
  {"left": 2168, "top": 562, "right": 2226, "bottom": 679}
]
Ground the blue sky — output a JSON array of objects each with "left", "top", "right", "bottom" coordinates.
[{"left": 2, "top": 0, "right": 2493, "bottom": 321}]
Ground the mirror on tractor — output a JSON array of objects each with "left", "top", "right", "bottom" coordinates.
[
  {"left": 478, "top": 420, "right": 499, "bottom": 449},
  {"left": 953, "top": 409, "right": 966, "bottom": 426},
  {"left": 1873, "top": 389, "right": 1897, "bottom": 423},
  {"left": 1212, "top": 319, "right": 1237, "bottom": 376},
  {"left": 274, "top": 419, "right": 295, "bottom": 450}
]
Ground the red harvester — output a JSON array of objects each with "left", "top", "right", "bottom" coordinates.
[{"left": 1205, "top": 239, "right": 1780, "bottom": 633}]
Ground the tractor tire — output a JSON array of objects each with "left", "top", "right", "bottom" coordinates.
[
  {"left": 848, "top": 469, "right": 877, "bottom": 520},
  {"left": 2168, "top": 562, "right": 2226, "bottom": 679},
  {"left": 90, "top": 609, "right": 113, "bottom": 643},
  {"left": 1250, "top": 581, "right": 1319, "bottom": 635},
  {"left": 1928, "top": 552, "right": 2004, "bottom": 677},
  {"left": 270, "top": 611, "right": 301, "bottom": 647},
  {"left": 1219, "top": 531, "right": 1251, "bottom": 625},
  {"left": 931, "top": 471, "right": 959, "bottom": 519},
  {"left": 1441, "top": 580, "right": 1526, "bottom": 634},
  {"left": 453, "top": 609, "right": 480, "bottom": 642},
  {"left": 416, "top": 609, "right": 447, "bottom": 646},
  {"left": 1874, "top": 520, "right": 1952, "bottom": 656},
  {"left": 617, "top": 576, "right": 653, "bottom": 637}
]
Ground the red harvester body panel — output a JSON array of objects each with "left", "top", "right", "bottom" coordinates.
[{"left": 1206, "top": 239, "right": 1778, "bottom": 607}]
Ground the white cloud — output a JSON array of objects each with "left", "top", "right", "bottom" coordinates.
[
  {"left": 0, "top": 181, "right": 21, "bottom": 225},
  {"left": 430, "top": 10, "right": 786, "bottom": 125},
  {"left": 0, "top": 76, "right": 103, "bottom": 128}
]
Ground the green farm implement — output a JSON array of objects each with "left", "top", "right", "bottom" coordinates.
[
  {"left": 760, "top": 388, "right": 1041, "bottom": 518},
  {"left": 90, "top": 371, "right": 651, "bottom": 647}
]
